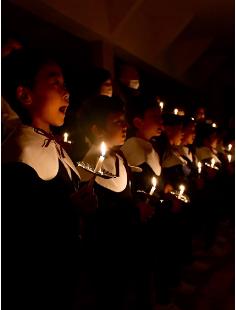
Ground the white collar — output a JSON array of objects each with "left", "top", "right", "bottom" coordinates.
[
  {"left": 162, "top": 148, "right": 187, "bottom": 168},
  {"left": 121, "top": 137, "right": 161, "bottom": 176},
  {"left": 196, "top": 146, "right": 221, "bottom": 163},
  {"left": 2, "top": 125, "right": 80, "bottom": 181},
  {"left": 178, "top": 146, "right": 193, "bottom": 162},
  {"left": 77, "top": 144, "right": 127, "bottom": 192}
]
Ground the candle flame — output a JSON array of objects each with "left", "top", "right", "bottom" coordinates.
[
  {"left": 101, "top": 141, "right": 107, "bottom": 157},
  {"left": 159, "top": 101, "right": 164, "bottom": 110},
  {"left": 63, "top": 132, "right": 69, "bottom": 142},
  {"left": 228, "top": 144, "right": 232, "bottom": 151},
  {"left": 211, "top": 158, "right": 215, "bottom": 168},
  {"left": 174, "top": 108, "right": 178, "bottom": 115},
  {"left": 179, "top": 184, "right": 185, "bottom": 194},
  {"left": 212, "top": 123, "right": 217, "bottom": 128},
  {"left": 227, "top": 154, "right": 232, "bottom": 163},
  {"left": 197, "top": 162, "right": 202, "bottom": 173},
  {"left": 152, "top": 177, "right": 157, "bottom": 187}
]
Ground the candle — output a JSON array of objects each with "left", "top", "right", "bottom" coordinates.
[
  {"left": 178, "top": 184, "right": 185, "bottom": 199},
  {"left": 174, "top": 108, "right": 178, "bottom": 115},
  {"left": 227, "top": 154, "right": 232, "bottom": 163},
  {"left": 228, "top": 144, "right": 232, "bottom": 151},
  {"left": 94, "top": 142, "right": 107, "bottom": 173},
  {"left": 211, "top": 158, "right": 215, "bottom": 168},
  {"left": 212, "top": 123, "right": 217, "bottom": 128},
  {"left": 159, "top": 101, "right": 164, "bottom": 111},
  {"left": 63, "top": 132, "right": 69, "bottom": 143},
  {"left": 197, "top": 162, "right": 202, "bottom": 174},
  {"left": 149, "top": 177, "right": 157, "bottom": 196}
]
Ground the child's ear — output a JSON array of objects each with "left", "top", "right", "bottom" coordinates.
[
  {"left": 133, "top": 117, "right": 143, "bottom": 129},
  {"left": 90, "top": 124, "right": 104, "bottom": 139},
  {"left": 16, "top": 86, "right": 32, "bottom": 106}
]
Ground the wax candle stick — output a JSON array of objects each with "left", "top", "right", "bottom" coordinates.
[
  {"left": 149, "top": 177, "right": 157, "bottom": 196},
  {"left": 94, "top": 142, "right": 107, "bottom": 173}
]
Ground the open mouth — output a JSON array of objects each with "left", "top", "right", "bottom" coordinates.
[{"left": 59, "top": 106, "right": 68, "bottom": 114}]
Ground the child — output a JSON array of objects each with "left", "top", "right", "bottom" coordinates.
[
  {"left": 2, "top": 50, "right": 95, "bottom": 310},
  {"left": 77, "top": 95, "right": 137, "bottom": 310}
]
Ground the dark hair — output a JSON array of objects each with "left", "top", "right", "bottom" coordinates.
[
  {"left": 127, "top": 95, "right": 160, "bottom": 123},
  {"left": 80, "top": 67, "right": 111, "bottom": 101},
  {"left": 2, "top": 48, "right": 60, "bottom": 124},
  {"left": 78, "top": 95, "right": 125, "bottom": 141},
  {"left": 162, "top": 113, "right": 184, "bottom": 127},
  {"left": 195, "top": 123, "right": 219, "bottom": 147}
]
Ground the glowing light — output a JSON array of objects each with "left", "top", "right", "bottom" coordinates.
[
  {"left": 149, "top": 177, "right": 157, "bottom": 196},
  {"left": 197, "top": 162, "right": 202, "bottom": 174},
  {"left": 174, "top": 108, "right": 178, "bottom": 115},
  {"left": 94, "top": 142, "right": 107, "bottom": 173},
  {"left": 63, "top": 132, "right": 69, "bottom": 143}
]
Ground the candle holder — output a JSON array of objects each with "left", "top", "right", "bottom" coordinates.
[
  {"left": 169, "top": 190, "right": 190, "bottom": 204},
  {"left": 77, "top": 161, "right": 117, "bottom": 179},
  {"left": 204, "top": 163, "right": 219, "bottom": 170}
]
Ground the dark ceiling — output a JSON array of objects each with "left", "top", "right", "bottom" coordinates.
[{"left": 2, "top": 0, "right": 235, "bottom": 121}]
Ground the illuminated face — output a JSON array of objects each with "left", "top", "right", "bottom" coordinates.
[
  {"left": 165, "top": 125, "right": 184, "bottom": 145},
  {"left": 209, "top": 133, "right": 218, "bottom": 149},
  {"left": 100, "top": 79, "right": 113, "bottom": 97},
  {"left": 182, "top": 123, "right": 196, "bottom": 145},
  {"left": 104, "top": 112, "right": 127, "bottom": 147},
  {"left": 136, "top": 108, "right": 163, "bottom": 140},
  {"left": 29, "top": 63, "right": 69, "bottom": 130}
]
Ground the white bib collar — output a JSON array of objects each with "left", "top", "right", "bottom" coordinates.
[
  {"left": 2, "top": 125, "right": 80, "bottom": 181},
  {"left": 121, "top": 137, "right": 161, "bottom": 176}
]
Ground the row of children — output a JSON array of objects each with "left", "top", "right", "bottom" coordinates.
[{"left": 2, "top": 48, "right": 234, "bottom": 310}]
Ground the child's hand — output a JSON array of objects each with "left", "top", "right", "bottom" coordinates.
[
  {"left": 71, "top": 184, "right": 98, "bottom": 215},
  {"left": 136, "top": 201, "right": 155, "bottom": 223}
]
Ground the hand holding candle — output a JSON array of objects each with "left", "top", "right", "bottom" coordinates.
[{"left": 94, "top": 141, "right": 107, "bottom": 173}]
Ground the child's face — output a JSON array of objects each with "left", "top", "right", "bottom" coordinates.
[
  {"left": 137, "top": 108, "right": 163, "bottom": 140},
  {"left": 182, "top": 123, "right": 196, "bottom": 145},
  {"left": 104, "top": 112, "right": 127, "bottom": 147},
  {"left": 29, "top": 63, "right": 69, "bottom": 130},
  {"left": 165, "top": 125, "right": 184, "bottom": 145}
]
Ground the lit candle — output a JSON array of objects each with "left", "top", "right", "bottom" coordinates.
[
  {"left": 191, "top": 117, "right": 195, "bottom": 121},
  {"left": 159, "top": 101, "right": 164, "bottom": 111},
  {"left": 211, "top": 158, "right": 215, "bottom": 168},
  {"left": 227, "top": 154, "right": 232, "bottom": 163},
  {"left": 94, "top": 142, "right": 107, "bottom": 173},
  {"left": 149, "top": 177, "right": 157, "bottom": 196},
  {"left": 63, "top": 132, "right": 69, "bottom": 143},
  {"left": 197, "top": 162, "right": 202, "bottom": 174},
  {"left": 212, "top": 123, "right": 217, "bottom": 128},
  {"left": 178, "top": 184, "right": 185, "bottom": 199},
  {"left": 228, "top": 144, "right": 232, "bottom": 151},
  {"left": 174, "top": 108, "right": 178, "bottom": 115}
]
